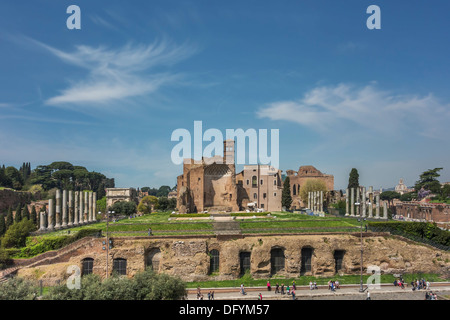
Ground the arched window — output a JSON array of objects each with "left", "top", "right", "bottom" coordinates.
[
  {"left": 253, "top": 193, "right": 257, "bottom": 200},
  {"left": 252, "top": 176, "right": 257, "bottom": 188},
  {"left": 270, "top": 248, "right": 285, "bottom": 275},
  {"left": 239, "top": 252, "right": 251, "bottom": 276},
  {"left": 209, "top": 249, "right": 220, "bottom": 274},
  {"left": 301, "top": 247, "right": 313, "bottom": 274},
  {"left": 145, "top": 248, "right": 161, "bottom": 273},
  {"left": 113, "top": 258, "right": 127, "bottom": 275},
  {"left": 82, "top": 258, "right": 94, "bottom": 276}
]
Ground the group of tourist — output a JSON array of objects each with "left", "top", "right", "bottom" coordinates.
[
  {"left": 196, "top": 287, "right": 215, "bottom": 300},
  {"left": 425, "top": 291, "right": 438, "bottom": 300},
  {"left": 394, "top": 277, "right": 430, "bottom": 291},
  {"left": 328, "top": 280, "right": 340, "bottom": 291},
  {"left": 309, "top": 281, "right": 318, "bottom": 290}
]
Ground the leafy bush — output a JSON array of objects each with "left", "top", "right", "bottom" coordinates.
[
  {"left": 169, "top": 213, "right": 210, "bottom": 218},
  {"left": 1, "top": 219, "right": 36, "bottom": 249},
  {"left": 0, "top": 277, "right": 39, "bottom": 300},
  {"left": 44, "top": 268, "right": 186, "bottom": 300},
  {"left": 112, "top": 201, "right": 137, "bottom": 216},
  {"left": 231, "top": 212, "right": 270, "bottom": 217}
]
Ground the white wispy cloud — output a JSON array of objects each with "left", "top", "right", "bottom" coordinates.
[
  {"left": 26, "top": 37, "right": 197, "bottom": 107},
  {"left": 257, "top": 83, "right": 450, "bottom": 139}
]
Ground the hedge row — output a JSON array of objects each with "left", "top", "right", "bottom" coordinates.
[
  {"left": 230, "top": 212, "right": 271, "bottom": 217},
  {"left": 368, "top": 221, "right": 450, "bottom": 247},
  {"left": 14, "top": 229, "right": 102, "bottom": 259}
]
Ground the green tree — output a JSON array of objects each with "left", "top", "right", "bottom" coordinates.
[
  {"left": 111, "top": 201, "right": 137, "bottom": 216},
  {"left": 348, "top": 168, "right": 359, "bottom": 189},
  {"left": 30, "top": 205, "right": 37, "bottom": 226},
  {"left": 14, "top": 204, "right": 22, "bottom": 223},
  {"left": 0, "top": 277, "right": 39, "bottom": 300},
  {"left": 415, "top": 168, "right": 443, "bottom": 194},
  {"left": 1, "top": 218, "right": 35, "bottom": 248},
  {"left": 22, "top": 205, "right": 30, "bottom": 221},
  {"left": 380, "top": 191, "right": 401, "bottom": 208},
  {"left": 5, "top": 166, "right": 23, "bottom": 190},
  {"left": 399, "top": 192, "right": 416, "bottom": 202},
  {"left": 0, "top": 214, "right": 6, "bottom": 237},
  {"left": 96, "top": 196, "right": 106, "bottom": 214},
  {"left": 157, "top": 196, "right": 170, "bottom": 211},
  {"left": 299, "top": 179, "right": 328, "bottom": 205},
  {"left": 5, "top": 207, "right": 14, "bottom": 229},
  {"left": 137, "top": 196, "right": 159, "bottom": 214},
  {"left": 282, "top": 176, "right": 292, "bottom": 210}
]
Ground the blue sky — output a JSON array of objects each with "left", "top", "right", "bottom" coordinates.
[{"left": 1, "top": 0, "right": 449, "bottom": 190}]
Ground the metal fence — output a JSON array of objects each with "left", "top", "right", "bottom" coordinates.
[{"left": 368, "top": 226, "right": 450, "bottom": 251}]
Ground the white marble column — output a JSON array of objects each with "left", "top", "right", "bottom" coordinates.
[
  {"left": 47, "top": 199, "right": 54, "bottom": 231},
  {"left": 79, "top": 191, "right": 84, "bottom": 224},
  {"left": 383, "top": 202, "right": 388, "bottom": 219},
  {"left": 320, "top": 191, "right": 323, "bottom": 212},
  {"left": 362, "top": 187, "right": 366, "bottom": 218},
  {"left": 356, "top": 187, "right": 360, "bottom": 217},
  {"left": 375, "top": 194, "right": 380, "bottom": 219},
  {"left": 74, "top": 191, "right": 79, "bottom": 226},
  {"left": 39, "top": 211, "right": 46, "bottom": 231},
  {"left": 350, "top": 188, "right": 355, "bottom": 216},
  {"left": 308, "top": 192, "right": 311, "bottom": 209},
  {"left": 368, "top": 186, "right": 373, "bottom": 218},
  {"left": 345, "top": 188, "right": 349, "bottom": 216},
  {"left": 93, "top": 192, "right": 97, "bottom": 222},
  {"left": 55, "top": 190, "right": 61, "bottom": 229},
  {"left": 88, "top": 192, "right": 93, "bottom": 222},
  {"left": 68, "top": 190, "right": 73, "bottom": 227},
  {"left": 84, "top": 191, "right": 88, "bottom": 223}
]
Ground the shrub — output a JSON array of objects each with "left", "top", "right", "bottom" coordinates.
[
  {"left": 1, "top": 219, "right": 35, "bottom": 249},
  {"left": 0, "top": 277, "right": 39, "bottom": 300}
]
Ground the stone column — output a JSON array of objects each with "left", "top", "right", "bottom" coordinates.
[
  {"left": 55, "top": 189, "right": 61, "bottom": 229},
  {"left": 383, "top": 202, "right": 388, "bottom": 220},
  {"left": 68, "top": 191, "right": 73, "bottom": 227},
  {"left": 39, "top": 211, "right": 46, "bottom": 232},
  {"left": 84, "top": 192, "right": 88, "bottom": 223},
  {"left": 88, "top": 192, "right": 93, "bottom": 222},
  {"left": 375, "top": 194, "right": 380, "bottom": 219},
  {"left": 79, "top": 191, "right": 84, "bottom": 224},
  {"left": 350, "top": 188, "right": 355, "bottom": 216},
  {"left": 345, "top": 188, "right": 349, "bottom": 216},
  {"left": 356, "top": 187, "right": 360, "bottom": 217},
  {"left": 320, "top": 191, "right": 323, "bottom": 212},
  {"left": 74, "top": 191, "right": 79, "bottom": 226},
  {"left": 47, "top": 199, "right": 54, "bottom": 231},
  {"left": 361, "top": 187, "right": 366, "bottom": 218},
  {"left": 308, "top": 192, "right": 311, "bottom": 209},
  {"left": 93, "top": 192, "right": 97, "bottom": 222},
  {"left": 368, "top": 186, "right": 373, "bottom": 218},
  {"left": 62, "top": 190, "right": 68, "bottom": 228}
]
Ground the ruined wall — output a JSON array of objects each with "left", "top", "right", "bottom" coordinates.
[
  {"left": 0, "top": 189, "right": 33, "bottom": 213},
  {"left": 17, "top": 234, "right": 450, "bottom": 285}
]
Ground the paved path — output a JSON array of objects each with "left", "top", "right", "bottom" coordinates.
[{"left": 188, "top": 283, "right": 450, "bottom": 300}]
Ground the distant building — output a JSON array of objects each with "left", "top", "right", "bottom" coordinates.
[
  {"left": 395, "top": 178, "right": 414, "bottom": 195},
  {"left": 395, "top": 201, "right": 450, "bottom": 226},
  {"left": 106, "top": 188, "right": 138, "bottom": 209}
]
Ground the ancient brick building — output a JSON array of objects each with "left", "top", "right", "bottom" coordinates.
[
  {"left": 395, "top": 201, "right": 450, "bottom": 226},
  {"left": 286, "top": 165, "right": 334, "bottom": 209}
]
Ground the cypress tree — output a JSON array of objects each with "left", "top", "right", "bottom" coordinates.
[
  {"left": 0, "top": 213, "right": 6, "bottom": 237},
  {"left": 6, "top": 207, "right": 13, "bottom": 228},
  {"left": 348, "top": 168, "right": 360, "bottom": 189},
  {"left": 282, "top": 176, "right": 293, "bottom": 210},
  {"left": 14, "top": 204, "right": 22, "bottom": 223},
  {"left": 23, "top": 205, "right": 30, "bottom": 220},
  {"left": 31, "top": 205, "right": 37, "bottom": 226}
]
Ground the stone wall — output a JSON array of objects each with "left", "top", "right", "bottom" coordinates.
[
  {"left": 16, "top": 233, "right": 450, "bottom": 285},
  {"left": 0, "top": 189, "right": 33, "bottom": 213},
  {"left": 395, "top": 202, "right": 450, "bottom": 224}
]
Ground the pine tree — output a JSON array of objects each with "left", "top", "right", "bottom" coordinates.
[
  {"left": 282, "top": 176, "right": 292, "bottom": 210},
  {"left": 6, "top": 207, "right": 14, "bottom": 228},
  {"left": 0, "top": 213, "right": 6, "bottom": 237},
  {"left": 14, "top": 204, "right": 22, "bottom": 223},
  {"left": 31, "top": 205, "right": 37, "bottom": 226},
  {"left": 23, "top": 205, "right": 30, "bottom": 220}
]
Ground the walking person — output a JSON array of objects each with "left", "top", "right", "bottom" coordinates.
[
  {"left": 240, "top": 283, "right": 247, "bottom": 295},
  {"left": 291, "top": 289, "right": 296, "bottom": 300},
  {"left": 267, "top": 280, "right": 271, "bottom": 291}
]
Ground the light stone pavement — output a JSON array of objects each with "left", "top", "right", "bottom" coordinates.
[{"left": 187, "top": 283, "right": 450, "bottom": 300}]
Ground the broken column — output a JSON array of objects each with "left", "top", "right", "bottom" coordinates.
[
  {"left": 39, "top": 211, "right": 46, "bottom": 232},
  {"left": 356, "top": 187, "right": 360, "bottom": 217},
  {"left": 383, "top": 202, "right": 388, "bottom": 219},
  {"left": 55, "top": 189, "right": 61, "bottom": 229}
]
